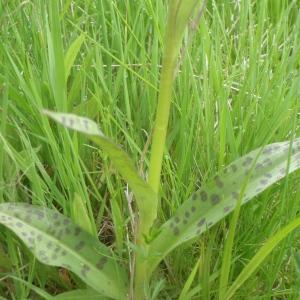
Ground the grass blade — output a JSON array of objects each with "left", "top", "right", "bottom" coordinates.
[
  {"left": 43, "top": 110, "right": 157, "bottom": 236},
  {"left": 178, "top": 258, "right": 200, "bottom": 300},
  {"left": 64, "top": 34, "right": 85, "bottom": 83},
  {"left": 148, "top": 139, "right": 300, "bottom": 272},
  {"left": 0, "top": 203, "right": 127, "bottom": 299},
  {"left": 225, "top": 217, "right": 300, "bottom": 299}
]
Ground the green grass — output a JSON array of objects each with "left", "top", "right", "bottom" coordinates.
[{"left": 1, "top": 0, "right": 300, "bottom": 299}]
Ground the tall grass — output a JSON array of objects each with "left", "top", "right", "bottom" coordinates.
[{"left": 0, "top": 0, "right": 300, "bottom": 299}]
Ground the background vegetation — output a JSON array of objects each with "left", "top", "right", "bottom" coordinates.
[{"left": 0, "top": 0, "right": 300, "bottom": 299}]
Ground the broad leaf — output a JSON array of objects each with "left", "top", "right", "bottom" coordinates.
[
  {"left": 43, "top": 110, "right": 157, "bottom": 235},
  {"left": 147, "top": 139, "right": 300, "bottom": 272},
  {"left": 53, "top": 289, "right": 105, "bottom": 300},
  {"left": 0, "top": 203, "right": 127, "bottom": 299}
]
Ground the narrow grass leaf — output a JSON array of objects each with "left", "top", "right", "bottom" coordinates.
[
  {"left": 225, "top": 217, "right": 300, "bottom": 299},
  {"left": 148, "top": 139, "right": 300, "bottom": 272},
  {"left": 64, "top": 34, "right": 85, "bottom": 83},
  {"left": 43, "top": 110, "right": 157, "bottom": 235},
  {"left": 178, "top": 258, "right": 200, "bottom": 300},
  {"left": 0, "top": 203, "right": 127, "bottom": 300},
  {"left": 7, "top": 275, "right": 54, "bottom": 300},
  {"left": 71, "top": 193, "right": 97, "bottom": 238}
]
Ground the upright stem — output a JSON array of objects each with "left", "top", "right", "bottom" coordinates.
[
  {"left": 148, "top": 14, "right": 178, "bottom": 194},
  {"left": 135, "top": 1, "right": 204, "bottom": 298},
  {"left": 134, "top": 9, "right": 178, "bottom": 300}
]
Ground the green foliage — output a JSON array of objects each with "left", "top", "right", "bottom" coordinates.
[
  {"left": 43, "top": 110, "right": 157, "bottom": 237},
  {"left": 1, "top": 0, "right": 300, "bottom": 299},
  {"left": 147, "top": 138, "right": 300, "bottom": 271},
  {"left": 0, "top": 203, "right": 127, "bottom": 299},
  {"left": 53, "top": 289, "right": 104, "bottom": 300}
]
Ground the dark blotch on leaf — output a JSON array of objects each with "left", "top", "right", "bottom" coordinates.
[
  {"left": 51, "top": 254, "right": 58, "bottom": 260},
  {"left": 279, "top": 168, "right": 286, "bottom": 175},
  {"left": 232, "top": 192, "right": 239, "bottom": 200},
  {"left": 263, "top": 158, "right": 272, "bottom": 166},
  {"left": 200, "top": 191, "right": 208, "bottom": 201},
  {"left": 36, "top": 211, "right": 44, "bottom": 220},
  {"left": 81, "top": 265, "right": 90, "bottom": 277},
  {"left": 262, "top": 147, "right": 272, "bottom": 155},
  {"left": 173, "top": 227, "right": 180, "bottom": 236},
  {"left": 192, "top": 193, "right": 198, "bottom": 201},
  {"left": 243, "top": 157, "right": 253, "bottom": 167},
  {"left": 260, "top": 179, "right": 268, "bottom": 185},
  {"left": 16, "top": 222, "right": 23, "bottom": 228},
  {"left": 174, "top": 217, "right": 180, "bottom": 224},
  {"left": 224, "top": 206, "right": 232, "bottom": 212},
  {"left": 38, "top": 250, "right": 46, "bottom": 256},
  {"left": 74, "top": 227, "right": 81, "bottom": 236},
  {"left": 231, "top": 164, "right": 237, "bottom": 172},
  {"left": 63, "top": 218, "right": 70, "bottom": 225},
  {"left": 83, "top": 119, "right": 89, "bottom": 130},
  {"left": 255, "top": 163, "right": 263, "bottom": 170},
  {"left": 211, "top": 194, "right": 221, "bottom": 205},
  {"left": 214, "top": 176, "right": 224, "bottom": 188},
  {"left": 197, "top": 218, "right": 206, "bottom": 227},
  {"left": 75, "top": 241, "right": 85, "bottom": 251},
  {"left": 185, "top": 211, "right": 190, "bottom": 218},
  {"left": 191, "top": 206, "right": 196, "bottom": 213},
  {"left": 96, "top": 257, "right": 108, "bottom": 270}
]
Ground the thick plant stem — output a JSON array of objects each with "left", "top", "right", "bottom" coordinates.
[
  {"left": 148, "top": 20, "right": 178, "bottom": 194},
  {"left": 134, "top": 11, "right": 178, "bottom": 300},
  {"left": 135, "top": 2, "right": 203, "bottom": 298}
]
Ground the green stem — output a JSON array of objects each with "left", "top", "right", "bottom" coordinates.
[
  {"left": 148, "top": 12, "right": 178, "bottom": 194},
  {"left": 134, "top": 9, "right": 179, "bottom": 300},
  {"left": 134, "top": 2, "right": 204, "bottom": 298}
]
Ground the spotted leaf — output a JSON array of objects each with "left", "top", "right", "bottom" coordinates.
[
  {"left": 0, "top": 203, "right": 127, "bottom": 299},
  {"left": 147, "top": 138, "right": 300, "bottom": 272},
  {"left": 53, "top": 289, "right": 106, "bottom": 300},
  {"left": 43, "top": 110, "right": 157, "bottom": 235}
]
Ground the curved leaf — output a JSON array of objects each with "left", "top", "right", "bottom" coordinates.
[
  {"left": 0, "top": 203, "right": 127, "bottom": 299},
  {"left": 53, "top": 289, "right": 106, "bottom": 300},
  {"left": 43, "top": 110, "right": 157, "bottom": 235},
  {"left": 147, "top": 139, "right": 300, "bottom": 272}
]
